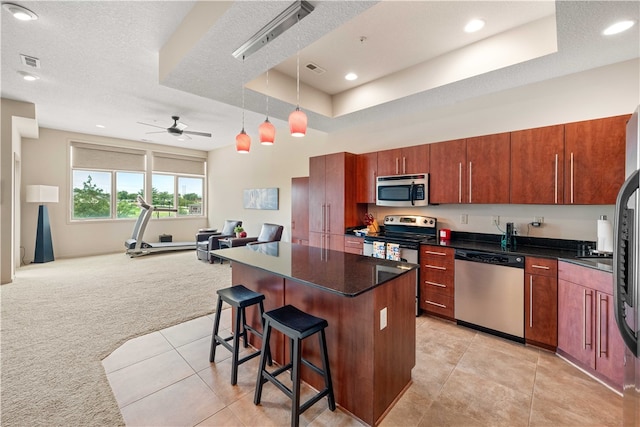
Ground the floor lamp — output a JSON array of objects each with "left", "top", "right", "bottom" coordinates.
[{"left": 26, "top": 185, "right": 59, "bottom": 263}]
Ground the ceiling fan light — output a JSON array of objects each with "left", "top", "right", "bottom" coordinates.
[
  {"left": 289, "top": 108, "right": 307, "bottom": 137},
  {"left": 236, "top": 129, "right": 251, "bottom": 153},
  {"left": 3, "top": 3, "right": 38, "bottom": 21},
  {"left": 259, "top": 119, "right": 276, "bottom": 145}
]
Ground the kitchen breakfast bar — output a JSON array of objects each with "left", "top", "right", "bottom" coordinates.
[{"left": 211, "top": 242, "right": 419, "bottom": 426}]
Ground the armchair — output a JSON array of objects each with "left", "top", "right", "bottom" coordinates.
[
  {"left": 224, "top": 223, "right": 284, "bottom": 248},
  {"left": 196, "top": 220, "right": 242, "bottom": 263}
]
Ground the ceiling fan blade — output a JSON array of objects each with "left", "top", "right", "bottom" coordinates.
[
  {"left": 183, "top": 130, "right": 212, "bottom": 137},
  {"left": 137, "top": 121, "right": 167, "bottom": 130}
]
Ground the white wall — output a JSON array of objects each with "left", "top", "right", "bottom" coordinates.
[
  {"left": 20, "top": 128, "right": 209, "bottom": 260},
  {"left": 208, "top": 59, "right": 639, "bottom": 243}
]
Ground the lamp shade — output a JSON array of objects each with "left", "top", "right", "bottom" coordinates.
[
  {"left": 235, "top": 130, "right": 251, "bottom": 153},
  {"left": 259, "top": 119, "right": 276, "bottom": 145},
  {"left": 26, "top": 185, "right": 59, "bottom": 203},
  {"left": 289, "top": 108, "right": 307, "bottom": 137}
]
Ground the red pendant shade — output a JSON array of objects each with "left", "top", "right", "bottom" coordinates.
[
  {"left": 288, "top": 108, "right": 307, "bottom": 137},
  {"left": 235, "top": 130, "right": 251, "bottom": 153},
  {"left": 259, "top": 119, "right": 276, "bottom": 145}
]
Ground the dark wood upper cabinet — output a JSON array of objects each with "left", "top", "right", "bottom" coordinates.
[
  {"left": 466, "top": 132, "right": 511, "bottom": 204},
  {"left": 564, "top": 115, "right": 629, "bottom": 205},
  {"left": 377, "top": 145, "right": 429, "bottom": 176},
  {"left": 510, "top": 125, "right": 565, "bottom": 204},
  {"left": 429, "top": 139, "right": 467, "bottom": 204},
  {"left": 356, "top": 152, "right": 377, "bottom": 204}
]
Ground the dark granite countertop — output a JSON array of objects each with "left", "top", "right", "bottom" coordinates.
[
  {"left": 423, "top": 233, "right": 613, "bottom": 273},
  {"left": 211, "top": 242, "right": 419, "bottom": 297}
]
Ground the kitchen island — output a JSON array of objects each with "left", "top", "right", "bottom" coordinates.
[{"left": 211, "top": 242, "right": 419, "bottom": 426}]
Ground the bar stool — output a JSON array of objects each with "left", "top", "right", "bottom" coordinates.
[
  {"left": 210, "top": 285, "right": 271, "bottom": 385},
  {"left": 254, "top": 304, "right": 335, "bottom": 427}
]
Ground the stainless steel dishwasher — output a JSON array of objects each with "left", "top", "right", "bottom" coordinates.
[{"left": 454, "top": 249, "right": 525, "bottom": 341}]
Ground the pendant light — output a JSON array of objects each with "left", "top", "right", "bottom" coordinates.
[
  {"left": 288, "top": 12, "right": 307, "bottom": 137},
  {"left": 236, "top": 56, "right": 251, "bottom": 153},
  {"left": 259, "top": 47, "right": 276, "bottom": 145}
]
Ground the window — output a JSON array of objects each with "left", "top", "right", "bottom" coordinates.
[
  {"left": 70, "top": 142, "right": 206, "bottom": 221},
  {"left": 152, "top": 152, "right": 205, "bottom": 218}
]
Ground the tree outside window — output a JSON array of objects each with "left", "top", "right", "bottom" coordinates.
[{"left": 72, "top": 171, "right": 111, "bottom": 219}]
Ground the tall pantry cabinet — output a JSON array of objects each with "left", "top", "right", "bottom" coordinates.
[{"left": 309, "top": 152, "right": 361, "bottom": 251}]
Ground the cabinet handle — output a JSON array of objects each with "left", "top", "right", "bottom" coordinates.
[
  {"left": 326, "top": 204, "right": 331, "bottom": 233},
  {"left": 395, "top": 157, "right": 399, "bottom": 175},
  {"left": 458, "top": 162, "right": 462, "bottom": 203},
  {"left": 469, "top": 161, "right": 473, "bottom": 203},
  {"left": 598, "top": 294, "right": 608, "bottom": 357},
  {"left": 423, "top": 250, "right": 447, "bottom": 256},
  {"left": 402, "top": 157, "right": 406, "bottom": 174},
  {"left": 424, "top": 264, "right": 446, "bottom": 271},
  {"left": 570, "top": 152, "right": 574, "bottom": 204},
  {"left": 426, "top": 300, "right": 446, "bottom": 308},
  {"left": 583, "top": 289, "right": 592, "bottom": 349},
  {"left": 529, "top": 276, "right": 533, "bottom": 328},
  {"left": 424, "top": 280, "right": 446, "bottom": 288},
  {"left": 531, "top": 264, "right": 550, "bottom": 270},
  {"left": 554, "top": 153, "right": 558, "bottom": 204},
  {"left": 322, "top": 204, "right": 326, "bottom": 233}
]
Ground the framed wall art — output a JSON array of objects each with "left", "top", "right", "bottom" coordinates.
[{"left": 243, "top": 188, "right": 279, "bottom": 210}]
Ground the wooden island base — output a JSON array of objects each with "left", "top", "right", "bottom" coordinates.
[{"left": 228, "top": 256, "right": 417, "bottom": 426}]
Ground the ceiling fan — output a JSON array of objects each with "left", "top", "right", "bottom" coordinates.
[{"left": 137, "top": 116, "right": 212, "bottom": 139}]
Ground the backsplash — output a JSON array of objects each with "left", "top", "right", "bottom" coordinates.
[{"left": 365, "top": 203, "right": 614, "bottom": 242}]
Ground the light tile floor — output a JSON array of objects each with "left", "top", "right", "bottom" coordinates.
[{"left": 103, "top": 312, "right": 623, "bottom": 426}]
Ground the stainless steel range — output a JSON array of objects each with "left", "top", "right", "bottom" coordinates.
[
  {"left": 363, "top": 215, "right": 437, "bottom": 263},
  {"left": 363, "top": 215, "right": 437, "bottom": 316}
]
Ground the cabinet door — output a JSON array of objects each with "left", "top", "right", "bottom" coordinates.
[
  {"left": 377, "top": 148, "right": 402, "bottom": 176},
  {"left": 309, "top": 156, "right": 326, "bottom": 233},
  {"left": 309, "top": 231, "right": 323, "bottom": 249},
  {"left": 558, "top": 279, "right": 595, "bottom": 369},
  {"left": 402, "top": 144, "right": 430, "bottom": 174},
  {"left": 510, "top": 125, "right": 564, "bottom": 204},
  {"left": 429, "top": 139, "right": 467, "bottom": 204},
  {"left": 595, "top": 291, "right": 624, "bottom": 388},
  {"left": 466, "top": 133, "right": 510, "bottom": 204},
  {"left": 356, "top": 152, "right": 377, "bottom": 203},
  {"left": 291, "top": 177, "right": 309, "bottom": 244},
  {"left": 525, "top": 273, "right": 558, "bottom": 348},
  {"left": 564, "top": 115, "right": 629, "bottom": 204},
  {"left": 324, "top": 153, "right": 346, "bottom": 235}
]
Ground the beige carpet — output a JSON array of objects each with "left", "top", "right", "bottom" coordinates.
[{"left": 1, "top": 251, "right": 232, "bottom": 427}]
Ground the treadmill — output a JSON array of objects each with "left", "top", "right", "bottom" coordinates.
[{"left": 125, "top": 196, "right": 196, "bottom": 257}]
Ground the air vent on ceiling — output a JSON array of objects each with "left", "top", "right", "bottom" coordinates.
[
  {"left": 20, "top": 54, "right": 40, "bottom": 69},
  {"left": 306, "top": 62, "right": 326, "bottom": 75}
]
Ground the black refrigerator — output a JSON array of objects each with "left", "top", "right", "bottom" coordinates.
[{"left": 614, "top": 106, "right": 640, "bottom": 425}]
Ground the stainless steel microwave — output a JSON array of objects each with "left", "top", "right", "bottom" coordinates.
[{"left": 376, "top": 173, "right": 429, "bottom": 207}]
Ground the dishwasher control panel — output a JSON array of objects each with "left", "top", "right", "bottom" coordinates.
[{"left": 454, "top": 249, "right": 524, "bottom": 268}]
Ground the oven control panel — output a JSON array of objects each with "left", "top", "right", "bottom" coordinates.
[{"left": 383, "top": 215, "right": 436, "bottom": 228}]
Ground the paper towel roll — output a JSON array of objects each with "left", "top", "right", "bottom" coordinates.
[{"left": 597, "top": 219, "right": 613, "bottom": 253}]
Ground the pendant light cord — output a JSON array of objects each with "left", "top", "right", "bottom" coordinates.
[
  {"left": 296, "top": 13, "right": 300, "bottom": 108},
  {"left": 241, "top": 55, "right": 246, "bottom": 130}
]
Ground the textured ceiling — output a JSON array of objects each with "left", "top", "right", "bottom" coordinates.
[{"left": 1, "top": 1, "right": 639, "bottom": 152}]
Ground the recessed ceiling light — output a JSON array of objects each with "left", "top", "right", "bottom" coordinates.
[
  {"left": 345, "top": 72, "right": 358, "bottom": 81},
  {"left": 3, "top": 3, "right": 38, "bottom": 21},
  {"left": 464, "top": 19, "right": 485, "bottom": 33},
  {"left": 17, "top": 70, "right": 39, "bottom": 81},
  {"left": 96, "top": 124, "right": 105, "bottom": 128},
  {"left": 603, "top": 20, "right": 635, "bottom": 36}
]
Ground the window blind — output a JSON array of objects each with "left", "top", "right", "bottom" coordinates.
[
  {"left": 71, "top": 142, "right": 146, "bottom": 171},
  {"left": 152, "top": 152, "right": 206, "bottom": 175}
]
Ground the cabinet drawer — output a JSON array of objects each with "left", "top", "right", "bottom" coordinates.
[
  {"left": 525, "top": 257, "right": 557, "bottom": 278},
  {"left": 344, "top": 236, "right": 364, "bottom": 251},
  {"left": 421, "top": 269, "right": 454, "bottom": 296},
  {"left": 558, "top": 261, "right": 613, "bottom": 294},
  {"left": 421, "top": 289, "right": 454, "bottom": 318},
  {"left": 421, "top": 246, "right": 455, "bottom": 260}
]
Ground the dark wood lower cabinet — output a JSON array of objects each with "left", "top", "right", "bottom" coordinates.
[
  {"left": 557, "top": 261, "right": 624, "bottom": 391},
  {"left": 524, "top": 257, "right": 558, "bottom": 350}
]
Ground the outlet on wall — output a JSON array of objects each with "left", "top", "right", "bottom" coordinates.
[
  {"left": 459, "top": 214, "right": 468, "bottom": 224},
  {"left": 492, "top": 215, "right": 500, "bottom": 225},
  {"left": 380, "top": 307, "right": 388, "bottom": 330},
  {"left": 534, "top": 216, "right": 544, "bottom": 224}
]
